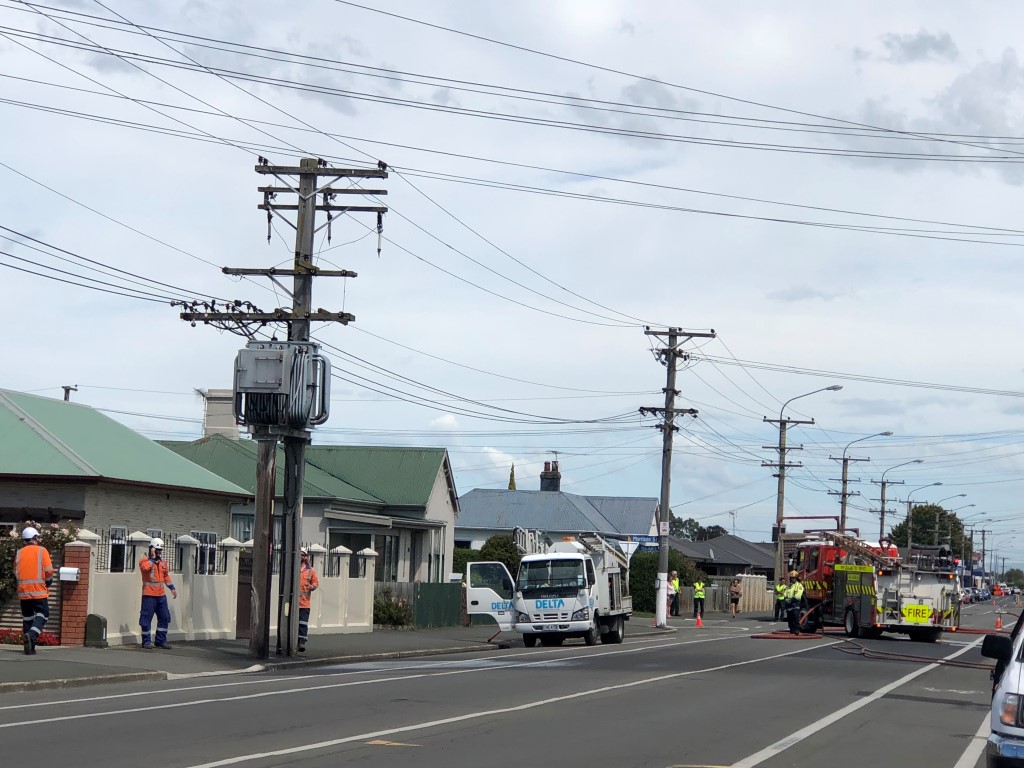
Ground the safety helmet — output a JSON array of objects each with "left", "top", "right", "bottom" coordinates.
[
  {"left": 21, "top": 526, "right": 40, "bottom": 541},
  {"left": 151, "top": 537, "right": 165, "bottom": 550},
  {"left": 789, "top": 570, "right": 799, "bottom": 578},
  {"left": 301, "top": 547, "right": 309, "bottom": 556}
]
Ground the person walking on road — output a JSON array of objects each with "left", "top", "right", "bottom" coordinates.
[
  {"left": 774, "top": 576, "right": 788, "bottom": 621},
  {"left": 669, "top": 570, "right": 680, "bottom": 617},
  {"left": 15, "top": 526, "right": 54, "bottom": 655},
  {"left": 729, "top": 578, "right": 743, "bottom": 618},
  {"left": 692, "top": 577, "right": 706, "bottom": 620},
  {"left": 785, "top": 571, "right": 805, "bottom": 635},
  {"left": 298, "top": 548, "right": 319, "bottom": 652},
  {"left": 139, "top": 538, "right": 176, "bottom": 649}
]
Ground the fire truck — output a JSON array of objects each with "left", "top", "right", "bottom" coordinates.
[{"left": 793, "top": 532, "right": 960, "bottom": 642}]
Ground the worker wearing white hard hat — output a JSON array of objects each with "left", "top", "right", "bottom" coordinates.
[
  {"left": 298, "top": 548, "right": 319, "bottom": 653},
  {"left": 139, "top": 536, "right": 176, "bottom": 649},
  {"left": 15, "top": 525, "right": 54, "bottom": 655}
]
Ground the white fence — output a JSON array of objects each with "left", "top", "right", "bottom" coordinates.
[{"left": 75, "top": 530, "right": 375, "bottom": 646}]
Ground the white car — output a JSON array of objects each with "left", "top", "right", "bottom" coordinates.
[{"left": 983, "top": 613, "right": 1024, "bottom": 766}]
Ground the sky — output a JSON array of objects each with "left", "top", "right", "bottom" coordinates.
[{"left": 1, "top": 1, "right": 1023, "bottom": 567}]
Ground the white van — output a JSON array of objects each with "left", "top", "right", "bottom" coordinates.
[{"left": 982, "top": 612, "right": 1024, "bottom": 766}]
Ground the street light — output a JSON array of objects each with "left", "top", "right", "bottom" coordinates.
[
  {"left": 835, "top": 431, "right": 894, "bottom": 531},
  {"left": 875, "top": 459, "right": 924, "bottom": 543},
  {"left": 905, "top": 481, "right": 941, "bottom": 552},
  {"left": 931, "top": 493, "right": 967, "bottom": 545},
  {"left": 768, "top": 384, "right": 843, "bottom": 580}
]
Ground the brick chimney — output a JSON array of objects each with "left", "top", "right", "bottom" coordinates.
[
  {"left": 200, "top": 388, "right": 239, "bottom": 439},
  {"left": 540, "top": 460, "right": 561, "bottom": 492}
]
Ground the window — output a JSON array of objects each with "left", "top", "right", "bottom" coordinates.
[
  {"left": 231, "top": 514, "right": 254, "bottom": 543},
  {"left": 190, "top": 531, "right": 218, "bottom": 575},
  {"left": 109, "top": 526, "right": 128, "bottom": 573},
  {"left": 376, "top": 533, "right": 400, "bottom": 583},
  {"left": 146, "top": 528, "right": 163, "bottom": 541},
  {"left": 328, "top": 531, "right": 371, "bottom": 578}
]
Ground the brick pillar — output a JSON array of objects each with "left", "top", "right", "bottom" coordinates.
[{"left": 60, "top": 542, "right": 92, "bottom": 646}]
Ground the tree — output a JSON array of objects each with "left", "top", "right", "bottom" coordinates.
[
  {"left": 629, "top": 550, "right": 702, "bottom": 613},
  {"left": 479, "top": 534, "right": 521, "bottom": 576},
  {"left": 1004, "top": 568, "right": 1024, "bottom": 587},
  {"left": 889, "top": 504, "right": 968, "bottom": 555},
  {"left": 703, "top": 525, "right": 728, "bottom": 540},
  {"left": 672, "top": 515, "right": 728, "bottom": 541}
]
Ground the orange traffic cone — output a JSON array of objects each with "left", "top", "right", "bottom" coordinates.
[
  {"left": 695, "top": 614, "right": 704, "bottom": 628},
  {"left": 997, "top": 613, "right": 1003, "bottom": 630}
]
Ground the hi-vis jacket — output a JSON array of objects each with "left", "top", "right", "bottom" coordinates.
[
  {"left": 140, "top": 556, "right": 174, "bottom": 597},
  {"left": 299, "top": 564, "right": 319, "bottom": 609},
  {"left": 775, "top": 583, "right": 787, "bottom": 602},
  {"left": 693, "top": 581, "right": 706, "bottom": 599},
  {"left": 785, "top": 580, "right": 805, "bottom": 601},
  {"left": 15, "top": 544, "right": 54, "bottom": 600}
]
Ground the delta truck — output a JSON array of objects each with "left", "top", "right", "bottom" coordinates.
[{"left": 465, "top": 527, "right": 632, "bottom": 647}]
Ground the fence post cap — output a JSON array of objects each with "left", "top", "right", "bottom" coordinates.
[
  {"left": 77, "top": 529, "right": 101, "bottom": 543},
  {"left": 241, "top": 539, "right": 255, "bottom": 548},
  {"left": 307, "top": 543, "right": 328, "bottom": 554},
  {"left": 330, "top": 545, "right": 353, "bottom": 555},
  {"left": 357, "top": 548, "right": 378, "bottom": 557},
  {"left": 219, "top": 537, "right": 244, "bottom": 549},
  {"left": 176, "top": 534, "right": 200, "bottom": 546},
  {"left": 127, "top": 531, "right": 152, "bottom": 544},
  {"left": 65, "top": 540, "right": 91, "bottom": 549}
]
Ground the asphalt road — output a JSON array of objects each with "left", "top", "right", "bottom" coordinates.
[{"left": 0, "top": 603, "right": 1007, "bottom": 768}]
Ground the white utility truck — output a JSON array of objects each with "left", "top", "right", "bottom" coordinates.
[{"left": 465, "top": 527, "right": 632, "bottom": 647}]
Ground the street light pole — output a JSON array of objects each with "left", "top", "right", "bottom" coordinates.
[
  {"left": 764, "top": 385, "right": 842, "bottom": 580},
  {"left": 905, "top": 482, "right": 942, "bottom": 555},
  {"left": 932, "top": 494, "right": 966, "bottom": 545},
  {"left": 830, "top": 431, "right": 893, "bottom": 530},
  {"left": 872, "top": 459, "right": 923, "bottom": 543}
]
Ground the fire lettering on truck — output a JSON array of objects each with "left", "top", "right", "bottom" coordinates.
[
  {"left": 535, "top": 599, "right": 566, "bottom": 610},
  {"left": 902, "top": 605, "right": 933, "bottom": 623}
]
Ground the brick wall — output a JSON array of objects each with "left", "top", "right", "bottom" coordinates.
[
  {"left": 84, "top": 484, "right": 234, "bottom": 538},
  {"left": 60, "top": 542, "right": 91, "bottom": 646}
]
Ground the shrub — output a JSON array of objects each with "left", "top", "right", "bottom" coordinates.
[
  {"left": 0, "top": 521, "right": 80, "bottom": 605},
  {"left": 0, "top": 628, "right": 59, "bottom": 646},
  {"left": 452, "top": 548, "right": 481, "bottom": 581},
  {"left": 479, "top": 535, "right": 521, "bottom": 576},
  {"left": 373, "top": 587, "right": 413, "bottom": 627},
  {"left": 629, "top": 551, "right": 702, "bottom": 613}
]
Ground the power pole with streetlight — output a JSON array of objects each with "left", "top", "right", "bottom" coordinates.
[
  {"left": 904, "top": 482, "right": 942, "bottom": 554},
  {"left": 764, "top": 385, "right": 843, "bottom": 580},
  {"left": 830, "top": 431, "right": 893, "bottom": 530},
  {"left": 871, "top": 459, "right": 923, "bottom": 542},
  {"left": 931, "top": 494, "right": 966, "bottom": 545}
]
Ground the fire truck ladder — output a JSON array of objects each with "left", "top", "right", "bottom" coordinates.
[{"left": 826, "top": 532, "right": 897, "bottom": 566}]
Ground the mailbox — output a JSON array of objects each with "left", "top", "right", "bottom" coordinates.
[{"left": 59, "top": 566, "right": 80, "bottom": 582}]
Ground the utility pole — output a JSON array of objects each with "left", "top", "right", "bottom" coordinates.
[
  {"left": 641, "top": 326, "right": 715, "bottom": 629},
  {"left": 870, "top": 478, "right": 905, "bottom": 543},
  {"left": 829, "top": 454, "right": 868, "bottom": 531},
  {"left": 177, "top": 157, "right": 387, "bottom": 659},
  {"left": 982, "top": 529, "right": 988, "bottom": 584},
  {"left": 62, "top": 385, "right": 77, "bottom": 401}
]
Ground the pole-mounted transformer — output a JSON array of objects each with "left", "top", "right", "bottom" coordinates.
[{"left": 232, "top": 341, "right": 331, "bottom": 429}]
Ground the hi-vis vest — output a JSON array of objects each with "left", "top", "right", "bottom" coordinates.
[
  {"left": 693, "top": 581, "right": 705, "bottom": 599},
  {"left": 775, "top": 583, "right": 787, "bottom": 601},
  {"left": 140, "top": 556, "right": 173, "bottom": 597},
  {"left": 786, "top": 580, "right": 805, "bottom": 601},
  {"left": 15, "top": 544, "right": 53, "bottom": 600}
]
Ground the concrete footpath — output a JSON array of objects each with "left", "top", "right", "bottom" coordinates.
[{"left": 0, "top": 614, "right": 708, "bottom": 694}]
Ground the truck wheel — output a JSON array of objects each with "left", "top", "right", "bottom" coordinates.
[
  {"left": 602, "top": 615, "right": 624, "bottom": 644},
  {"left": 844, "top": 609, "right": 860, "bottom": 639},
  {"left": 584, "top": 617, "right": 600, "bottom": 646},
  {"left": 523, "top": 634, "right": 538, "bottom": 648}
]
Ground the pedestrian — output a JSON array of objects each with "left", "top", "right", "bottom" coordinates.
[
  {"left": 785, "top": 570, "right": 805, "bottom": 635},
  {"left": 774, "top": 576, "right": 788, "bottom": 621},
  {"left": 692, "top": 577, "right": 706, "bottom": 620},
  {"left": 298, "top": 548, "right": 319, "bottom": 652},
  {"left": 729, "top": 578, "right": 742, "bottom": 618},
  {"left": 139, "top": 537, "right": 176, "bottom": 649},
  {"left": 669, "top": 570, "right": 680, "bottom": 616},
  {"left": 15, "top": 526, "right": 54, "bottom": 655}
]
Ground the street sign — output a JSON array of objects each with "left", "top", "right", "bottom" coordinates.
[
  {"left": 659, "top": 522, "right": 670, "bottom": 536},
  {"left": 629, "top": 535, "right": 659, "bottom": 545}
]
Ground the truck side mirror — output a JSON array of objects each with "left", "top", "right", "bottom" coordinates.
[{"left": 982, "top": 634, "right": 1013, "bottom": 662}]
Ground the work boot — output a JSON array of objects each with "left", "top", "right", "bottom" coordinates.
[
  {"left": 155, "top": 642, "right": 172, "bottom": 650},
  {"left": 29, "top": 635, "right": 37, "bottom": 655},
  {"left": 141, "top": 642, "right": 153, "bottom": 649},
  {"left": 297, "top": 642, "right": 306, "bottom": 653},
  {"left": 23, "top": 634, "right": 31, "bottom": 655}
]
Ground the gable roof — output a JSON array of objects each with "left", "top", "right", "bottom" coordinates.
[
  {"left": 672, "top": 533, "right": 775, "bottom": 569},
  {"left": 0, "top": 390, "right": 248, "bottom": 496},
  {"left": 162, "top": 436, "right": 456, "bottom": 510},
  {"left": 457, "top": 489, "right": 656, "bottom": 536},
  {"left": 162, "top": 435, "right": 379, "bottom": 501}
]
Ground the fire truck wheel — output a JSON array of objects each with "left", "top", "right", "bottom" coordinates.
[
  {"left": 523, "top": 634, "right": 538, "bottom": 648},
  {"left": 862, "top": 627, "right": 883, "bottom": 640},
  {"left": 844, "top": 609, "right": 860, "bottom": 638}
]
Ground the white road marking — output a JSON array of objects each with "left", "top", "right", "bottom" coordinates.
[
  {"left": 0, "top": 632, "right": 749, "bottom": 727},
  {"left": 923, "top": 687, "right": 982, "bottom": 695},
  {"left": 952, "top": 716, "right": 990, "bottom": 768},
  {"left": 729, "top": 638, "right": 982, "bottom": 767},
  {"left": 179, "top": 642, "right": 837, "bottom": 768}
]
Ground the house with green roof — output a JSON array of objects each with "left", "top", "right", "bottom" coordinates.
[
  {"left": 0, "top": 390, "right": 250, "bottom": 566},
  {"left": 163, "top": 435, "right": 459, "bottom": 584}
]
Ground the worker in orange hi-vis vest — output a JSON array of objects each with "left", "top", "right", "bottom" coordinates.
[
  {"left": 15, "top": 526, "right": 54, "bottom": 656},
  {"left": 298, "top": 548, "right": 319, "bottom": 653},
  {"left": 139, "top": 538, "right": 177, "bottom": 649}
]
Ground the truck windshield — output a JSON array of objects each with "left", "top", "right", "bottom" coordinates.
[{"left": 518, "top": 559, "right": 585, "bottom": 595}]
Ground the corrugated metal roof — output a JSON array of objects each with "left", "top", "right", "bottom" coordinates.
[
  {"left": 0, "top": 390, "right": 248, "bottom": 495},
  {"left": 161, "top": 436, "right": 380, "bottom": 501},
  {"left": 457, "top": 489, "right": 657, "bottom": 536},
  {"left": 586, "top": 496, "right": 658, "bottom": 535},
  {"left": 305, "top": 446, "right": 449, "bottom": 507}
]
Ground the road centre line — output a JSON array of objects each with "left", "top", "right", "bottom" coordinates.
[
  {"left": 0, "top": 632, "right": 747, "bottom": 727},
  {"left": 952, "top": 716, "right": 990, "bottom": 768},
  {"left": 180, "top": 642, "right": 837, "bottom": 768},
  {"left": 729, "top": 637, "right": 982, "bottom": 768},
  {"left": 0, "top": 629, "right": 710, "bottom": 712}
]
